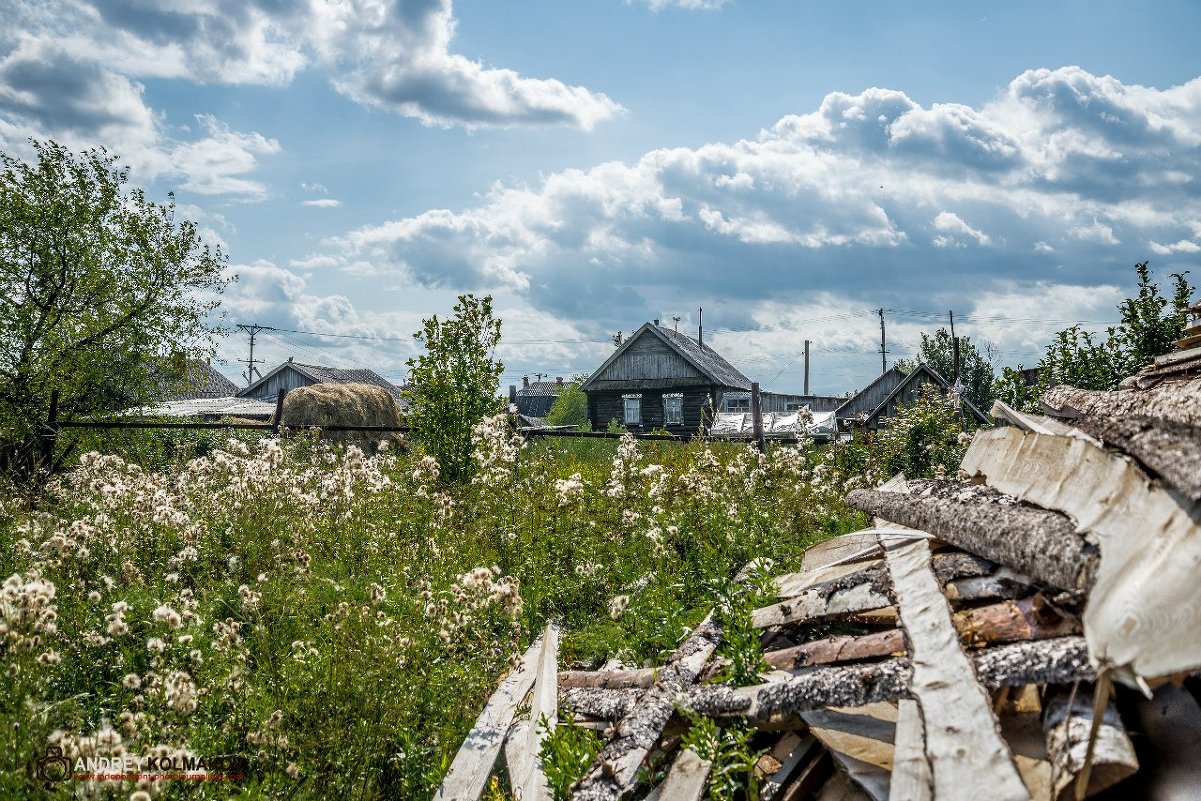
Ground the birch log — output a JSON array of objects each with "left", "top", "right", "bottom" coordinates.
[
  {"left": 1040, "top": 376, "right": 1201, "bottom": 428},
  {"left": 878, "top": 534, "right": 1029, "bottom": 801},
  {"left": 845, "top": 487, "right": 1097, "bottom": 593},
  {"left": 1068, "top": 414, "right": 1201, "bottom": 503},
  {"left": 1042, "top": 689, "right": 1138, "bottom": 800},
  {"left": 752, "top": 566, "right": 893, "bottom": 628},
  {"left": 962, "top": 425, "right": 1201, "bottom": 681},
  {"left": 569, "top": 620, "right": 723, "bottom": 801}
]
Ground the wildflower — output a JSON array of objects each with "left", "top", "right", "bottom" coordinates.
[
  {"left": 286, "top": 762, "right": 300, "bottom": 778},
  {"left": 123, "top": 674, "right": 141, "bottom": 689},
  {"left": 368, "top": 583, "right": 386, "bottom": 604},
  {"left": 609, "top": 595, "right": 630, "bottom": 620},
  {"left": 147, "top": 637, "right": 167, "bottom": 654},
  {"left": 152, "top": 604, "right": 183, "bottom": 630}
]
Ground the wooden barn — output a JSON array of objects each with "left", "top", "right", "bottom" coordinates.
[
  {"left": 579, "top": 322, "right": 758, "bottom": 432},
  {"left": 835, "top": 363, "right": 989, "bottom": 431},
  {"left": 238, "top": 359, "right": 406, "bottom": 409}
]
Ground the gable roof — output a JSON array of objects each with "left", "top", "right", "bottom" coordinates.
[
  {"left": 862, "top": 363, "right": 990, "bottom": 427},
  {"left": 517, "top": 381, "right": 566, "bottom": 397},
  {"left": 579, "top": 323, "right": 753, "bottom": 392},
  {"left": 155, "top": 359, "right": 240, "bottom": 401},
  {"left": 238, "top": 361, "right": 404, "bottom": 400},
  {"left": 834, "top": 366, "right": 908, "bottom": 419}
]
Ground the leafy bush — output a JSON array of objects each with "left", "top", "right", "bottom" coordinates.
[{"left": 544, "top": 382, "right": 590, "bottom": 430}]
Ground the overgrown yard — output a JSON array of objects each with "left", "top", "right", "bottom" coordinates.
[{"left": 0, "top": 415, "right": 912, "bottom": 799}]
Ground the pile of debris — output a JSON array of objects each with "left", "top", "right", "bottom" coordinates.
[{"left": 435, "top": 318, "right": 1201, "bottom": 801}]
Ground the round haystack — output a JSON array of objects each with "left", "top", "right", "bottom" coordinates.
[{"left": 277, "top": 383, "right": 405, "bottom": 452}]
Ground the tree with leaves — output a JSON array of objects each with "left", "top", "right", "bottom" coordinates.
[
  {"left": 895, "top": 328, "right": 996, "bottom": 413},
  {"left": 996, "top": 262, "right": 1193, "bottom": 411},
  {"left": 543, "top": 377, "right": 590, "bottom": 430},
  {"left": 404, "top": 294, "right": 504, "bottom": 483},
  {"left": 0, "top": 140, "right": 229, "bottom": 476}
]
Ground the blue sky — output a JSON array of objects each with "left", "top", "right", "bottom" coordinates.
[{"left": 2, "top": 0, "right": 1200, "bottom": 394}]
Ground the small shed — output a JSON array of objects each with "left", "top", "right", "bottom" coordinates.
[
  {"left": 579, "top": 322, "right": 754, "bottom": 432},
  {"left": 838, "top": 363, "right": 989, "bottom": 431},
  {"left": 238, "top": 360, "right": 406, "bottom": 409}
]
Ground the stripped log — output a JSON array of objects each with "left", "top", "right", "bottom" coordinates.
[
  {"left": 1069, "top": 414, "right": 1201, "bottom": 504},
  {"left": 1042, "top": 688, "right": 1138, "bottom": 800},
  {"left": 752, "top": 565, "right": 893, "bottom": 628},
  {"left": 563, "top": 638, "right": 1094, "bottom": 723},
  {"left": 559, "top": 597, "right": 1078, "bottom": 691},
  {"left": 645, "top": 748, "right": 711, "bottom": 801},
  {"left": 889, "top": 699, "right": 932, "bottom": 801},
  {"left": 511, "top": 623, "right": 559, "bottom": 801},
  {"left": 845, "top": 486, "right": 1098, "bottom": 593},
  {"left": 435, "top": 633, "right": 548, "bottom": 801},
  {"left": 1041, "top": 376, "right": 1201, "bottom": 429},
  {"left": 569, "top": 620, "right": 722, "bottom": 801},
  {"left": 963, "top": 425, "right": 1201, "bottom": 681},
  {"left": 878, "top": 533, "right": 1029, "bottom": 800}
]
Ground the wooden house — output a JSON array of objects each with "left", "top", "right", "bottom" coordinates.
[
  {"left": 579, "top": 322, "right": 757, "bottom": 432},
  {"left": 238, "top": 359, "right": 406, "bottom": 408},
  {"left": 836, "top": 363, "right": 989, "bottom": 431},
  {"left": 509, "top": 377, "right": 566, "bottom": 419}
]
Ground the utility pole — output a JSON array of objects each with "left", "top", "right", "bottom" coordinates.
[
  {"left": 949, "top": 310, "right": 960, "bottom": 387},
  {"left": 803, "top": 339, "right": 811, "bottom": 395},
  {"left": 878, "top": 309, "right": 888, "bottom": 374},
  {"left": 698, "top": 307, "right": 704, "bottom": 348},
  {"left": 237, "top": 323, "right": 267, "bottom": 388}
]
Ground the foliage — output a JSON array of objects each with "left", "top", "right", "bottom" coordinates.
[
  {"left": 678, "top": 714, "right": 765, "bottom": 801},
  {"left": 896, "top": 328, "right": 996, "bottom": 413},
  {"left": 871, "top": 384, "right": 974, "bottom": 479},
  {"left": 711, "top": 569, "right": 772, "bottom": 687},
  {"left": 0, "top": 140, "right": 229, "bottom": 478},
  {"left": 999, "top": 262, "right": 1194, "bottom": 410},
  {"left": 0, "top": 426, "right": 866, "bottom": 799},
  {"left": 405, "top": 294, "right": 504, "bottom": 483},
  {"left": 544, "top": 381, "right": 590, "bottom": 430},
  {"left": 539, "top": 714, "right": 603, "bottom": 801}
]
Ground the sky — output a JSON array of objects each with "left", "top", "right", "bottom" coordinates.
[{"left": 2, "top": 0, "right": 1200, "bottom": 395}]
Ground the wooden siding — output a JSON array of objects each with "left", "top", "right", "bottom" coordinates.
[
  {"left": 588, "top": 388, "right": 715, "bottom": 433},
  {"left": 592, "top": 337, "right": 703, "bottom": 385},
  {"left": 240, "top": 365, "right": 317, "bottom": 400},
  {"left": 868, "top": 373, "right": 940, "bottom": 430},
  {"left": 836, "top": 368, "right": 906, "bottom": 420}
]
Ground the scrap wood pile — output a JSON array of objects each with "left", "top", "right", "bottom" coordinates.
[{"left": 436, "top": 317, "right": 1201, "bottom": 801}]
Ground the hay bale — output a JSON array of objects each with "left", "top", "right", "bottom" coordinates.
[{"left": 278, "top": 383, "right": 405, "bottom": 452}]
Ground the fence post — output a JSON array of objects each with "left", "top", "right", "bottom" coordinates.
[
  {"left": 271, "top": 389, "right": 286, "bottom": 435},
  {"left": 751, "top": 382, "right": 765, "bottom": 453},
  {"left": 41, "top": 389, "right": 60, "bottom": 473}
]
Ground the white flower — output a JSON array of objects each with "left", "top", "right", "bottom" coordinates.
[{"left": 609, "top": 595, "right": 630, "bottom": 620}]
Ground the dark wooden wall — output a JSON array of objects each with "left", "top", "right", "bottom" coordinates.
[{"left": 587, "top": 387, "right": 716, "bottom": 432}]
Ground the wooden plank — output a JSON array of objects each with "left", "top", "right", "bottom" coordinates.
[
  {"left": 752, "top": 566, "right": 892, "bottom": 629},
  {"left": 962, "top": 425, "right": 1201, "bottom": 681},
  {"left": 889, "top": 699, "right": 932, "bottom": 801},
  {"left": 802, "top": 703, "right": 897, "bottom": 772},
  {"left": 651, "top": 748, "right": 712, "bottom": 801},
  {"left": 570, "top": 619, "right": 723, "bottom": 801},
  {"left": 846, "top": 484, "right": 1097, "bottom": 594},
  {"left": 878, "top": 533, "right": 1029, "bottom": 801},
  {"left": 775, "top": 559, "right": 885, "bottom": 599},
  {"left": 434, "top": 633, "right": 547, "bottom": 801},
  {"left": 760, "top": 733, "right": 820, "bottom": 801},
  {"left": 508, "top": 623, "right": 559, "bottom": 801},
  {"left": 801, "top": 530, "right": 885, "bottom": 571}
]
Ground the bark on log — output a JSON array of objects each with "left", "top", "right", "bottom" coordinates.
[
  {"left": 1070, "top": 414, "right": 1201, "bottom": 503},
  {"left": 564, "top": 638, "right": 1094, "bottom": 723},
  {"left": 569, "top": 620, "right": 722, "bottom": 801},
  {"left": 752, "top": 565, "right": 893, "bottom": 628},
  {"left": 845, "top": 487, "right": 1098, "bottom": 593},
  {"left": 559, "top": 597, "right": 1078, "bottom": 692},
  {"left": 1041, "top": 376, "right": 1201, "bottom": 428},
  {"left": 1042, "top": 688, "right": 1138, "bottom": 800}
]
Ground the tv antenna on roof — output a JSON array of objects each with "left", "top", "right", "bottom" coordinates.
[{"left": 672, "top": 316, "right": 681, "bottom": 332}]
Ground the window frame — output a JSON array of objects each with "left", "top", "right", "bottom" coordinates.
[
  {"left": 622, "top": 393, "right": 642, "bottom": 425},
  {"left": 663, "top": 392, "right": 684, "bottom": 425}
]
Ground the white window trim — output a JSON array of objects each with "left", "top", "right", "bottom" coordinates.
[
  {"left": 622, "top": 394, "right": 642, "bottom": 425},
  {"left": 663, "top": 392, "right": 684, "bottom": 425}
]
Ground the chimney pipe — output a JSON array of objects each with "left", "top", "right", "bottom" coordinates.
[
  {"left": 556, "top": 376, "right": 563, "bottom": 386},
  {"left": 698, "top": 307, "right": 703, "bottom": 348},
  {"left": 653, "top": 319, "right": 659, "bottom": 326},
  {"left": 522, "top": 376, "right": 529, "bottom": 389}
]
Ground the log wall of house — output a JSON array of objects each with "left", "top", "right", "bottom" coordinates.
[{"left": 588, "top": 387, "right": 716, "bottom": 432}]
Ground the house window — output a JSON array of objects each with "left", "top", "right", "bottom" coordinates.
[
  {"left": 785, "top": 401, "right": 811, "bottom": 412},
  {"left": 622, "top": 394, "right": 642, "bottom": 425},
  {"left": 663, "top": 393, "right": 683, "bottom": 425},
  {"left": 723, "top": 394, "right": 750, "bottom": 413}
]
